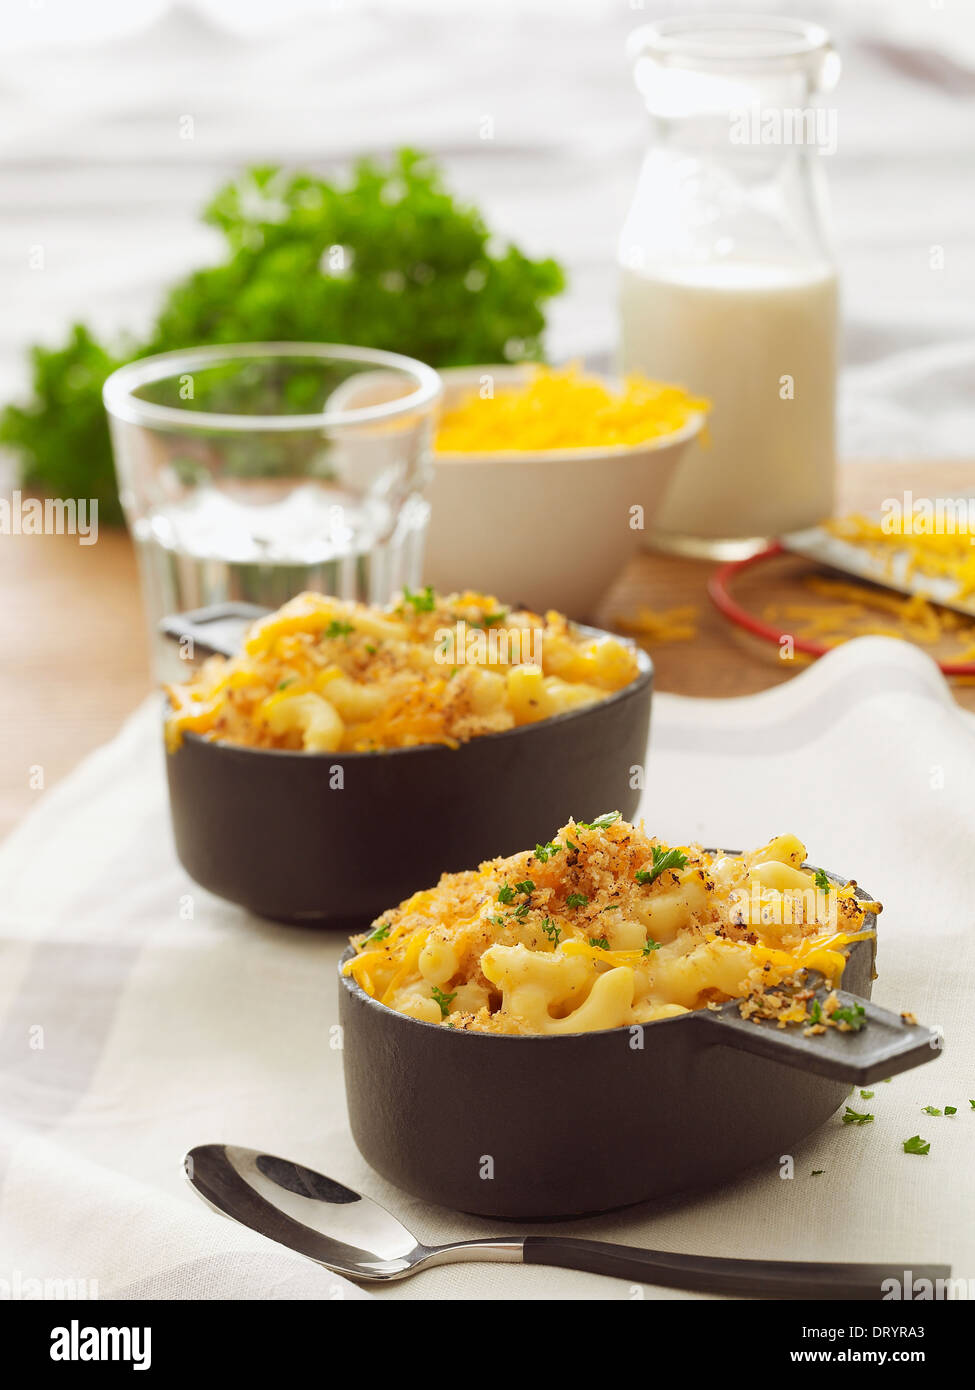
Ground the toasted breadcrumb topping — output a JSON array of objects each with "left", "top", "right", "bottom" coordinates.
[{"left": 344, "top": 815, "right": 880, "bottom": 1036}]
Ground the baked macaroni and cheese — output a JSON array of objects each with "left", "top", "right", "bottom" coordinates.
[
  {"left": 165, "top": 590, "right": 639, "bottom": 754},
  {"left": 344, "top": 814, "right": 880, "bottom": 1035}
]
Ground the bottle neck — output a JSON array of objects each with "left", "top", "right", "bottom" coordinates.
[
  {"left": 630, "top": 17, "right": 839, "bottom": 162},
  {"left": 623, "top": 116, "right": 836, "bottom": 275},
  {"left": 623, "top": 20, "right": 840, "bottom": 275}
]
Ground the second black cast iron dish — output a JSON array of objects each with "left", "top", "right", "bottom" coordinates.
[
  {"left": 162, "top": 603, "right": 652, "bottom": 926},
  {"left": 339, "top": 883, "right": 942, "bottom": 1220}
]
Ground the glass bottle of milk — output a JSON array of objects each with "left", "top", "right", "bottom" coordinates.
[{"left": 620, "top": 16, "right": 841, "bottom": 557}]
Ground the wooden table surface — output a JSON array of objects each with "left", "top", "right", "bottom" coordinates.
[{"left": 2, "top": 460, "right": 972, "bottom": 841}]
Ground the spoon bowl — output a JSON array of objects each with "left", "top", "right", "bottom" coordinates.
[{"left": 184, "top": 1143, "right": 520, "bottom": 1282}]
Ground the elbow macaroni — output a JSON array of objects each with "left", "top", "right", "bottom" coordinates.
[
  {"left": 165, "top": 589, "right": 639, "bottom": 754},
  {"left": 344, "top": 815, "right": 881, "bottom": 1036}
]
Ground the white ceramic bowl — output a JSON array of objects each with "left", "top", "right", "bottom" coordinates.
[{"left": 425, "top": 366, "right": 703, "bottom": 618}]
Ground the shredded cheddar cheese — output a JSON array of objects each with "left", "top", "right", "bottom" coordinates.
[
  {"left": 766, "top": 574, "right": 975, "bottom": 654},
  {"left": 828, "top": 513, "right": 975, "bottom": 602},
  {"left": 435, "top": 363, "right": 708, "bottom": 453},
  {"left": 613, "top": 604, "right": 699, "bottom": 645},
  {"left": 766, "top": 514, "right": 975, "bottom": 662}
]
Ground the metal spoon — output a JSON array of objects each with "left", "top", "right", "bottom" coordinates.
[{"left": 184, "top": 1143, "right": 950, "bottom": 1298}]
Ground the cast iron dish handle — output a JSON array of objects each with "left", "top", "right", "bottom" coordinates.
[
  {"left": 523, "top": 1238, "right": 949, "bottom": 1299},
  {"left": 695, "top": 987, "right": 941, "bottom": 1087},
  {"left": 160, "top": 602, "right": 269, "bottom": 660}
]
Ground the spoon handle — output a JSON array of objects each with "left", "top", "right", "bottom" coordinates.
[{"left": 523, "top": 1238, "right": 950, "bottom": 1299}]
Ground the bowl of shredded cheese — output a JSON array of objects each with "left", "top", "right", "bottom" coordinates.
[{"left": 425, "top": 363, "right": 707, "bottom": 617}]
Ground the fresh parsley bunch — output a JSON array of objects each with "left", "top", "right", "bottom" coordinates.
[{"left": 0, "top": 149, "right": 565, "bottom": 526}]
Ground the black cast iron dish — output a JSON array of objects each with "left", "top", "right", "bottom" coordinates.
[
  {"left": 339, "top": 881, "right": 941, "bottom": 1220},
  {"left": 162, "top": 603, "right": 652, "bottom": 926}
]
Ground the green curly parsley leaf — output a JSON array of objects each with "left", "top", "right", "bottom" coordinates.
[
  {"left": 635, "top": 845, "right": 689, "bottom": 887},
  {"left": 1, "top": 150, "right": 564, "bottom": 523}
]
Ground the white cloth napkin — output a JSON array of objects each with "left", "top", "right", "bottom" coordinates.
[{"left": 1, "top": 635, "right": 973, "bottom": 1301}]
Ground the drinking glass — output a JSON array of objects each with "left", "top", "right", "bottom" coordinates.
[{"left": 103, "top": 343, "right": 441, "bottom": 674}]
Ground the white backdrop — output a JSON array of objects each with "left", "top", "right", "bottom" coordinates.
[{"left": 2, "top": 0, "right": 975, "bottom": 459}]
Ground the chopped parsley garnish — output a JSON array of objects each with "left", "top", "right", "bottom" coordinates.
[
  {"left": 903, "top": 1134, "right": 930, "bottom": 1156},
  {"left": 811, "top": 1170, "right": 824, "bottom": 1176},
  {"left": 578, "top": 812, "right": 620, "bottom": 831},
  {"left": 860, "top": 1089, "right": 875, "bottom": 1100},
  {"left": 533, "top": 841, "right": 562, "bottom": 864},
  {"left": 541, "top": 918, "right": 561, "bottom": 946},
  {"left": 921, "top": 1106, "right": 942, "bottom": 1116},
  {"left": 324, "top": 619, "right": 355, "bottom": 639},
  {"left": 402, "top": 584, "right": 436, "bottom": 613},
  {"left": 564, "top": 838, "right": 579, "bottom": 853},
  {"left": 495, "top": 880, "right": 533, "bottom": 918},
  {"left": 364, "top": 643, "right": 377, "bottom": 655},
  {"left": 970, "top": 1100, "right": 975, "bottom": 1110},
  {"left": 832, "top": 1002, "right": 867, "bottom": 1032},
  {"left": 565, "top": 893, "right": 588, "bottom": 909},
  {"left": 431, "top": 985, "right": 456, "bottom": 1018},
  {"left": 945, "top": 1105, "right": 957, "bottom": 1116},
  {"left": 588, "top": 935, "right": 610, "bottom": 950},
  {"left": 842, "top": 1106, "right": 874, "bottom": 1126},
  {"left": 365, "top": 921, "right": 391, "bottom": 943},
  {"left": 642, "top": 938, "right": 662, "bottom": 955},
  {"left": 447, "top": 666, "right": 458, "bottom": 679},
  {"left": 602, "top": 904, "right": 621, "bottom": 912},
  {"left": 809, "top": 999, "right": 823, "bottom": 1025},
  {"left": 276, "top": 678, "right": 296, "bottom": 691},
  {"left": 814, "top": 867, "right": 831, "bottom": 894},
  {"left": 482, "top": 609, "right": 507, "bottom": 627},
  {"left": 635, "top": 845, "right": 689, "bottom": 887}
]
